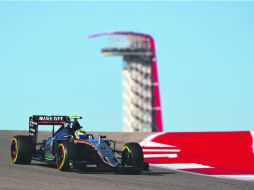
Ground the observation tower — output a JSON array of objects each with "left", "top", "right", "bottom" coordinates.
[{"left": 90, "top": 32, "right": 163, "bottom": 132}]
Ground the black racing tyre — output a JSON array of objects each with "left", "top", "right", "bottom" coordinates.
[
  {"left": 11, "top": 135, "right": 32, "bottom": 164},
  {"left": 56, "top": 142, "right": 76, "bottom": 171},
  {"left": 122, "top": 142, "right": 144, "bottom": 174}
]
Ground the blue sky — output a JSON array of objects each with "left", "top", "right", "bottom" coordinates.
[{"left": 0, "top": 2, "right": 254, "bottom": 132}]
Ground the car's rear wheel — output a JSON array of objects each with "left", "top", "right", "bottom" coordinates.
[
  {"left": 11, "top": 135, "right": 32, "bottom": 164},
  {"left": 122, "top": 142, "right": 144, "bottom": 174},
  {"left": 56, "top": 142, "right": 76, "bottom": 171}
]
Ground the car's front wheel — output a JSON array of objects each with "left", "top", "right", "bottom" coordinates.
[
  {"left": 56, "top": 142, "right": 76, "bottom": 171},
  {"left": 122, "top": 142, "right": 144, "bottom": 174}
]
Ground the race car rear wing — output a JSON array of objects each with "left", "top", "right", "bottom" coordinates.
[
  {"left": 29, "top": 115, "right": 70, "bottom": 151},
  {"left": 32, "top": 115, "right": 70, "bottom": 125}
]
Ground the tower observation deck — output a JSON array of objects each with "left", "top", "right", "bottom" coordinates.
[{"left": 90, "top": 32, "right": 163, "bottom": 132}]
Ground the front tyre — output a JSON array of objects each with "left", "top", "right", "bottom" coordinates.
[
  {"left": 122, "top": 142, "right": 144, "bottom": 174},
  {"left": 11, "top": 135, "right": 32, "bottom": 164},
  {"left": 56, "top": 142, "right": 76, "bottom": 171}
]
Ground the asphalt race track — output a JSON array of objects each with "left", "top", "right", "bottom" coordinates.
[{"left": 0, "top": 131, "right": 253, "bottom": 190}]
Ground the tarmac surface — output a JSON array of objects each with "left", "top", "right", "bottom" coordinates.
[{"left": 0, "top": 130, "right": 253, "bottom": 190}]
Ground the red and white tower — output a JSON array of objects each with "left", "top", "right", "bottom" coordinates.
[{"left": 90, "top": 32, "right": 163, "bottom": 132}]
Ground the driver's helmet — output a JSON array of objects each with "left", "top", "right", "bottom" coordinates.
[{"left": 74, "top": 129, "right": 86, "bottom": 139}]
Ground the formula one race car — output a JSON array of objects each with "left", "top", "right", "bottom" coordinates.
[{"left": 10, "top": 115, "right": 149, "bottom": 173}]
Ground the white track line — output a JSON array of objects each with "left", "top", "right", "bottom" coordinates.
[
  {"left": 152, "top": 164, "right": 254, "bottom": 182},
  {"left": 144, "top": 154, "right": 178, "bottom": 158},
  {"left": 139, "top": 132, "right": 166, "bottom": 147},
  {"left": 213, "top": 175, "right": 254, "bottom": 181},
  {"left": 152, "top": 163, "right": 213, "bottom": 169},
  {"left": 143, "top": 149, "right": 181, "bottom": 152}
]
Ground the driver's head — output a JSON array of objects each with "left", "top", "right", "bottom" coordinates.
[{"left": 74, "top": 129, "right": 86, "bottom": 139}]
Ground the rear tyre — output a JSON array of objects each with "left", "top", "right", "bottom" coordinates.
[
  {"left": 56, "top": 142, "right": 76, "bottom": 171},
  {"left": 11, "top": 135, "right": 32, "bottom": 164},
  {"left": 122, "top": 142, "right": 144, "bottom": 174}
]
